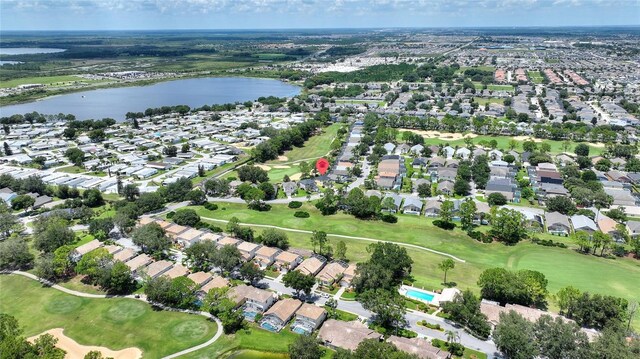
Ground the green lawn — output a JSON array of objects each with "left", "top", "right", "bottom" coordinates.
[
  {"left": 267, "top": 123, "right": 344, "bottom": 164},
  {"left": 0, "top": 275, "right": 218, "bottom": 358},
  {"left": 0, "top": 75, "right": 102, "bottom": 88},
  {"left": 528, "top": 71, "right": 544, "bottom": 84},
  {"left": 473, "top": 82, "right": 514, "bottom": 92},
  {"left": 195, "top": 202, "right": 640, "bottom": 330},
  {"left": 473, "top": 97, "right": 504, "bottom": 106},
  {"left": 419, "top": 135, "right": 604, "bottom": 156},
  {"left": 54, "top": 165, "right": 86, "bottom": 174}
]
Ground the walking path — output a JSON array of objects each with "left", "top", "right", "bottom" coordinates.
[
  {"left": 200, "top": 216, "right": 466, "bottom": 262},
  {"left": 5, "top": 271, "right": 223, "bottom": 359}
]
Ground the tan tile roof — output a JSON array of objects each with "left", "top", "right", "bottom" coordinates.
[
  {"left": 113, "top": 248, "right": 136, "bottom": 262},
  {"left": 144, "top": 260, "right": 173, "bottom": 278},
  {"left": 155, "top": 220, "right": 173, "bottom": 229},
  {"left": 200, "top": 232, "right": 222, "bottom": 242},
  {"left": 256, "top": 246, "right": 280, "bottom": 258},
  {"left": 228, "top": 285, "right": 275, "bottom": 305},
  {"left": 200, "top": 276, "right": 229, "bottom": 293},
  {"left": 318, "top": 319, "right": 380, "bottom": 351},
  {"left": 124, "top": 253, "right": 152, "bottom": 271},
  {"left": 316, "top": 262, "right": 346, "bottom": 282},
  {"left": 295, "top": 303, "right": 327, "bottom": 321},
  {"left": 165, "top": 224, "right": 188, "bottom": 236},
  {"left": 218, "top": 236, "right": 240, "bottom": 247},
  {"left": 163, "top": 263, "right": 189, "bottom": 279},
  {"left": 138, "top": 217, "right": 156, "bottom": 226},
  {"left": 264, "top": 298, "right": 302, "bottom": 322},
  {"left": 104, "top": 244, "right": 122, "bottom": 255},
  {"left": 387, "top": 336, "right": 447, "bottom": 359},
  {"left": 297, "top": 257, "right": 325, "bottom": 276},
  {"left": 237, "top": 241, "right": 261, "bottom": 253},
  {"left": 188, "top": 271, "right": 213, "bottom": 287},
  {"left": 74, "top": 239, "right": 103, "bottom": 256},
  {"left": 276, "top": 251, "right": 302, "bottom": 264},
  {"left": 178, "top": 228, "right": 204, "bottom": 241}
]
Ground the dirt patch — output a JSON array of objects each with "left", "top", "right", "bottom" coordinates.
[
  {"left": 273, "top": 165, "right": 291, "bottom": 169},
  {"left": 289, "top": 173, "right": 302, "bottom": 181},
  {"left": 277, "top": 156, "right": 288, "bottom": 161},
  {"left": 511, "top": 136, "right": 542, "bottom": 143},
  {"left": 28, "top": 328, "right": 142, "bottom": 359},
  {"left": 255, "top": 165, "right": 271, "bottom": 171}
]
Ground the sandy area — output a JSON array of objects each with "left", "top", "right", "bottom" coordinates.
[
  {"left": 289, "top": 173, "right": 302, "bottom": 181},
  {"left": 28, "top": 328, "right": 142, "bottom": 359},
  {"left": 400, "top": 129, "right": 477, "bottom": 141},
  {"left": 512, "top": 136, "right": 543, "bottom": 143},
  {"left": 255, "top": 165, "right": 271, "bottom": 171},
  {"left": 273, "top": 165, "right": 291, "bottom": 169},
  {"left": 277, "top": 156, "right": 288, "bottom": 161}
]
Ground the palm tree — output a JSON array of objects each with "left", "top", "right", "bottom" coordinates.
[{"left": 445, "top": 330, "right": 460, "bottom": 344}]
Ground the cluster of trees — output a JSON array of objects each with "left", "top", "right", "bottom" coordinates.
[
  {"left": 203, "top": 287, "right": 245, "bottom": 333},
  {"left": 0, "top": 314, "right": 67, "bottom": 359},
  {"left": 0, "top": 173, "right": 48, "bottom": 197},
  {"left": 131, "top": 223, "right": 172, "bottom": 258},
  {"left": 493, "top": 311, "right": 640, "bottom": 359},
  {"left": 489, "top": 208, "right": 528, "bottom": 244},
  {"left": 441, "top": 290, "right": 491, "bottom": 339},
  {"left": 351, "top": 242, "right": 413, "bottom": 334},
  {"left": 561, "top": 162, "right": 614, "bottom": 209},
  {"left": 478, "top": 267, "right": 549, "bottom": 308},
  {"left": 556, "top": 286, "right": 632, "bottom": 330},
  {"left": 184, "top": 240, "right": 241, "bottom": 274},
  {"left": 251, "top": 118, "right": 326, "bottom": 162},
  {"left": 145, "top": 275, "right": 199, "bottom": 310}
]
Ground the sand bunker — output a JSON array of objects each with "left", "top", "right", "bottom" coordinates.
[
  {"left": 273, "top": 165, "right": 291, "bottom": 169},
  {"left": 277, "top": 156, "right": 289, "bottom": 161},
  {"left": 289, "top": 173, "right": 302, "bottom": 181},
  {"left": 400, "top": 129, "right": 477, "bottom": 141},
  {"left": 512, "top": 136, "right": 542, "bottom": 143},
  {"left": 255, "top": 165, "right": 271, "bottom": 171},
  {"left": 28, "top": 328, "right": 142, "bottom": 359}
]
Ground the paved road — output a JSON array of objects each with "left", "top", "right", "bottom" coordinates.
[
  {"left": 200, "top": 216, "right": 466, "bottom": 262},
  {"left": 6, "top": 271, "right": 223, "bottom": 359}
]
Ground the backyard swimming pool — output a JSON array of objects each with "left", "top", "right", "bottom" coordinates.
[
  {"left": 260, "top": 321, "right": 278, "bottom": 332},
  {"left": 405, "top": 289, "right": 435, "bottom": 302}
]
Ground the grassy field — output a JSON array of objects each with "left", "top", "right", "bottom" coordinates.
[
  {"left": 473, "top": 83, "right": 514, "bottom": 92},
  {"left": 54, "top": 165, "right": 86, "bottom": 174},
  {"left": 473, "top": 97, "right": 504, "bottom": 106},
  {"left": 0, "top": 275, "right": 218, "bottom": 358},
  {"left": 528, "top": 71, "right": 544, "bottom": 84},
  {"left": 195, "top": 202, "right": 640, "bottom": 330},
  {"left": 267, "top": 123, "right": 344, "bottom": 164},
  {"left": 418, "top": 134, "right": 604, "bottom": 156},
  {"left": 0, "top": 75, "right": 103, "bottom": 88}
]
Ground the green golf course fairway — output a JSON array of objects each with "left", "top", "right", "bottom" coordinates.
[
  {"left": 195, "top": 202, "right": 640, "bottom": 330},
  {"left": 0, "top": 275, "right": 217, "bottom": 358}
]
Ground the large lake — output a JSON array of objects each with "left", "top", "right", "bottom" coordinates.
[
  {"left": 0, "top": 48, "right": 66, "bottom": 55},
  {"left": 0, "top": 77, "right": 301, "bottom": 120}
]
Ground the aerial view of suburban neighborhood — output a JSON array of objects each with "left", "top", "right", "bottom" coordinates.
[{"left": 0, "top": 1, "right": 639, "bottom": 359}]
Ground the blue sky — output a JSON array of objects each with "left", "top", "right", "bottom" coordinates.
[{"left": 1, "top": 0, "right": 638, "bottom": 31}]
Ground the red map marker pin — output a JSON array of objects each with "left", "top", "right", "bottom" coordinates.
[{"left": 316, "top": 158, "right": 329, "bottom": 175}]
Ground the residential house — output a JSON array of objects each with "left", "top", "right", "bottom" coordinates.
[
  {"left": 228, "top": 285, "right": 277, "bottom": 316},
  {"left": 237, "top": 241, "right": 262, "bottom": 261},
  {"left": 113, "top": 248, "right": 137, "bottom": 263},
  {"left": 297, "top": 256, "right": 326, "bottom": 276},
  {"left": 175, "top": 228, "right": 205, "bottom": 248},
  {"left": 597, "top": 214, "right": 621, "bottom": 240},
  {"left": 485, "top": 178, "right": 518, "bottom": 202},
  {"left": 316, "top": 261, "right": 348, "bottom": 286},
  {"left": 71, "top": 239, "right": 103, "bottom": 261},
  {"left": 381, "top": 193, "right": 402, "bottom": 213},
  {"left": 340, "top": 264, "right": 357, "bottom": 287},
  {"left": 254, "top": 246, "right": 281, "bottom": 269},
  {"left": 144, "top": 260, "right": 174, "bottom": 279},
  {"left": 627, "top": 221, "right": 640, "bottom": 238},
  {"left": 164, "top": 263, "right": 189, "bottom": 279},
  {"left": 424, "top": 200, "right": 442, "bottom": 217},
  {"left": 318, "top": 319, "right": 381, "bottom": 351},
  {"left": 199, "top": 276, "right": 230, "bottom": 295},
  {"left": 188, "top": 271, "right": 214, "bottom": 288},
  {"left": 387, "top": 336, "right": 448, "bottom": 359},
  {"left": 401, "top": 197, "right": 423, "bottom": 215},
  {"left": 282, "top": 182, "right": 298, "bottom": 197},
  {"left": 274, "top": 251, "right": 303, "bottom": 272},
  {"left": 437, "top": 181, "right": 453, "bottom": 195},
  {"left": 546, "top": 211, "right": 571, "bottom": 236},
  {"left": 125, "top": 254, "right": 153, "bottom": 275},
  {"left": 292, "top": 304, "right": 327, "bottom": 334},
  {"left": 260, "top": 298, "right": 302, "bottom": 332},
  {"left": 570, "top": 215, "right": 598, "bottom": 235}
]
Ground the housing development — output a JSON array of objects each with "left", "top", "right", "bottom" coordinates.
[{"left": 1, "top": 5, "right": 640, "bottom": 359}]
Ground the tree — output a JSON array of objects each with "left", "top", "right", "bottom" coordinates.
[
  {"left": 439, "top": 200, "right": 454, "bottom": 224},
  {"left": 574, "top": 143, "right": 590, "bottom": 157},
  {"left": 172, "top": 209, "right": 201, "bottom": 227},
  {"left": 258, "top": 182, "right": 276, "bottom": 200},
  {"left": 204, "top": 178, "right": 230, "bottom": 197},
  {"left": 315, "top": 189, "right": 338, "bottom": 215},
  {"left": 282, "top": 270, "right": 316, "bottom": 297},
  {"left": 0, "top": 237, "right": 34, "bottom": 270},
  {"left": 345, "top": 188, "right": 378, "bottom": 219},
  {"left": 490, "top": 208, "right": 527, "bottom": 244},
  {"left": 441, "top": 290, "right": 491, "bottom": 339},
  {"left": 184, "top": 240, "right": 217, "bottom": 271},
  {"left": 335, "top": 240, "right": 347, "bottom": 260},
  {"left": 32, "top": 216, "right": 76, "bottom": 253},
  {"left": 534, "top": 315, "right": 590, "bottom": 359},
  {"left": 310, "top": 230, "right": 328, "bottom": 255},
  {"left": 453, "top": 178, "right": 470, "bottom": 196},
  {"left": 136, "top": 192, "right": 165, "bottom": 213},
  {"left": 10, "top": 194, "right": 34, "bottom": 210},
  {"left": 237, "top": 165, "right": 269, "bottom": 183},
  {"left": 572, "top": 231, "right": 592, "bottom": 253},
  {"left": 590, "top": 321, "right": 635, "bottom": 359},
  {"left": 214, "top": 244, "right": 242, "bottom": 273},
  {"left": 478, "top": 268, "right": 548, "bottom": 308},
  {"left": 416, "top": 183, "right": 431, "bottom": 198},
  {"left": 65, "top": 147, "right": 85, "bottom": 166},
  {"left": 181, "top": 142, "right": 190, "bottom": 153},
  {"left": 487, "top": 192, "right": 508, "bottom": 206},
  {"left": 493, "top": 311, "right": 538, "bottom": 359},
  {"left": 348, "top": 339, "right": 419, "bottom": 359},
  {"left": 259, "top": 228, "right": 289, "bottom": 250},
  {"left": 163, "top": 145, "right": 178, "bottom": 157},
  {"left": 88, "top": 217, "right": 114, "bottom": 240},
  {"left": 352, "top": 242, "right": 413, "bottom": 294},
  {"left": 438, "top": 258, "right": 455, "bottom": 285},
  {"left": 0, "top": 205, "right": 22, "bottom": 240},
  {"left": 63, "top": 127, "right": 76, "bottom": 139},
  {"left": 459, "top": 198, "right": 477, "bottom": 231},
  {"left": 122, "top": 184, "right": 140, "bottom": 201},
  {"left": 185, "top": 189, "right": 207, "bottom": 205},
  {"left": 52, "top": 245, "right": 75, "bottom": 278},
  {"left": 359, "top": 289, "right": 408, "bottom": 333},
  {"left": 472, "top": 155, "right": 491, "bottom": 189},
  {"left": 104, "top": 261, "right": 136, "bottom": 294},
  {"left": 82, "top": 188, "right": 104, "bottom": 207},
  {"left": 546, "top": 196, "right": 576, "bottom": 215},
  {"left": 289, "top": 334, "right": 323, "bottom": 359},
  {"left": 239, "top": 262, "right": 265, "bottom": 285},
  {"left": 34, "top": 254, "right": 56, "bottom": 281},
  {"left": 3, "top": 142, "right": 12, "bottom": 156},
  {"left": 131, "top": 223, "right": 171, "bottom": 257}
]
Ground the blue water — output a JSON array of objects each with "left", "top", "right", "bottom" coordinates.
[
  {"left": 243, "top": 310, "right": 259, "bottom": 320},
  {"left": 406, "top": 289, "right": 435, "bottom": 302},
  {"left": 260, "top": 322, "right": 278, "bottom": 332},
  {"left": 292, "top": 326, "right": 309, "bottom": 335},
  {"left": 0, "top": 77, "right": 300, "bottom": 121},
  {"left": 0, "top": 48, "right": 66, "bottom": 55}
]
